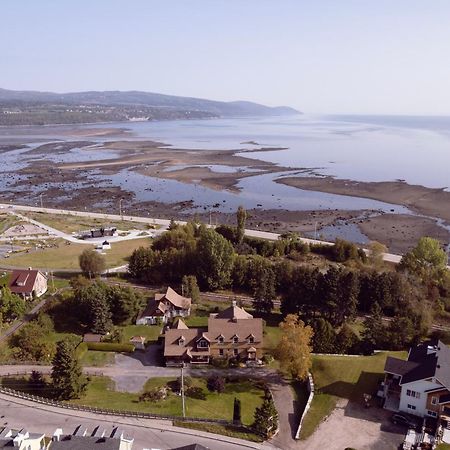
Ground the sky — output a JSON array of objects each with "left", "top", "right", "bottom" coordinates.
[{"left": 1, "top": 0, "right": 450, "bottom": 115}]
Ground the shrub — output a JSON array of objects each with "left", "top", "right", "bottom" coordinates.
[
  {"left": 210, "top": 357, "right": 229, "bottom": 369},
  {"left": 86, "top": 342, "right": 134, "bottom": 353},
  {"left": 186, "top": 386, "right": 206, "bottom": 400},
  {"left": 75, "top": 342, "right": 88, "bottom": 359},
  {"left": 262, "top": 354, "right": 274, "bottom": 364},
  {"left": 139, "top": 387, "right": 167, "bottom": 402},
  {"left": 207, "top": 375, "right": 225, "bottom": 393}
]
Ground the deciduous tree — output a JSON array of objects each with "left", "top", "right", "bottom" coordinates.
[{"left": 79, "top": 249, "right": 105, "bottom": 278}]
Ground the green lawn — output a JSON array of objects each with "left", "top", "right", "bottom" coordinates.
[
  {"left": 80, "top": 351, "right": 115, "bottom": 367},
  {"left": 5, "top": 238, "right": 150, "bottom": 270},
  {"left": 300, "top": 351, "right": 407, "bottom": 439},
  {"left": 120, "top": 324, "right": 162, "bottom": 343},
  {"left": 264, "top": 326, "right": 281, "bottom": 352},
  {"left": 436, "top": 444, "right": 450, "bottom": 450},
  {"left": 69, "top": 376, "right": 265, "bottom": 425},
  {"left": 184, "top": 316, "right": 208, "bottom": 327}
]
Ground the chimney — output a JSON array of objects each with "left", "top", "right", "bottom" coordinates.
[
  {"left": 52, "top": 429, "right": 63, "bottom": 442},
  {"left": 232, "top": 300, "right": 237, "bottom": 307}
]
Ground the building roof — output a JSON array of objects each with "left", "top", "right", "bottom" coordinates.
[
  {"left": 208, "top": 315, "right": 263, "bottom": 346},
  {"left": 164, "top": 328, "right": 204, "bottom": 357},
  {"left": 83, "top": 334, "right": 103, "bottom": 343},
  {"left": 215, "top": 303, "right": 253, "bottom": 320},
  {"left": 137, "top": 298, "right": 167, "bottom": 320},
  {"left": 156, "top": 287, "right": 191, "bottom": 310},
  {"left": 173, "top": 318, "right": 189, "bottom": 329},
  {"left": 384, "top": 340, "right": 450, "bottom": 388},
  {"left": 171, "top": 445, "right": 210, "bottom": 450},
  {"left": 9, "top": 268, "right": 45, "bottom": 295},
  {"left": 129, "top": 336, "right": 146, "bottom": 343},
  {"left": 50, "top": 435, "right": 121, "bottom": 449}
]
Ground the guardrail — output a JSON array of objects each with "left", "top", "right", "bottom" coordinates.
[{"left": 295, "top": 373, "right": 314, "bottom": 440}]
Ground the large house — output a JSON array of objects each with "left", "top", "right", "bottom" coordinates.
[
  {"left": 164, "top": 302, "right": 263, "bottom": 366},
  {"left": 382, "top": 339, "right": 450, "bottom": 425},
  {"left": 8, "top": 268, "right": 48, "bottom": 300},
  {"left": 136, "top": 287, "right": 191, "bottom": 325}
]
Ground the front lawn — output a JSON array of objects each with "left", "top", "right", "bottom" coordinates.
[
  {"left": 120, "top": 324, "right": 162, "bottom": 343},
  {"left": 80, "top": 351, "right": 115, "bottom": 367},
  {"left": 300, "top": 351, "right": 407, "bottom": 439},
  {"left": 69, "top": 376, "right": 265, "bottom": 425}
]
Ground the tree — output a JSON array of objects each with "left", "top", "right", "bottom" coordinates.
[
  {"left": 182, "top": 275, "right": 200, "bottom": 303},
  {"left": 79, "top": 249, "right": 105, "bottom": 278},
  {"left": 368, "top": 241, "right": 387, "bottom": 267},
  {"left": 311, "top": 318, "right": 336, "bottom": 354},
  {"left": 29, "top": 370, "right": 46, "bottom": 393},
  {"left": 336, "top": 323, "right": 360, "bottom": 354},
  {"left": 361, "top": 302, "right": 387, "bottom": 352},
  {"left": 207, "top": 375, "right": 225, "bottom": 393},
  {"left": 51, "top": 339, "right": 87, "bottom": 400},
  {"left": 233, "top": 397, "right": 242, "bottom": 425},
  {"left": 0, "top": 287, "right": 25, "bottom": 323},
  {"left": 276, "top": 314, "right": 313, "bottom": 380},
  {"left": 196, "top": 229, "right": 234, "bottom": 290},
  {"left": 247, "top": 256, "right": 276, "bottom": 314},
  {"left": 106, "top": 285, "right": 144, "bottom": 325},
  {"left": 400, "top": 237, "right": 447, "bottom": 280},
  {"left": 236, "top": 206, "right": 247, "bottom": 245},
  {"left": 253, "top": 394, "right": 278, "bottom": 438}
]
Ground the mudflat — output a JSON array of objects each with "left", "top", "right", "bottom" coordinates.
[{"left": 276, "top": 176, "right": 450, "bottom": 224}]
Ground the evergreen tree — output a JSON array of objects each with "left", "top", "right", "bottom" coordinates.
[
  {"left": 361, "top": 302, "right": 387, "bottom": 352},
  {"left": 253, "top": 394, "right": 278, "bottom": 438},
  {"left": 51, "top": 339, "right": 87, "bottom": 400},
  {"left": 248, "top": 256, "right": 276, "bottom": 314},
  {"left": 181, "top": 275, "right": 200, "bottom": 302},
  {"left": 336, "top": 323, "right": 360, "bottom": 354},
  {"left": 236, "top": 206, "right": 247, "bottom": 245},
  {"left": 311, "top": 318, "right": 336, "bottom": 354},
  {"left": 233, "top": 397, "right": 242, "bottom": 425}
]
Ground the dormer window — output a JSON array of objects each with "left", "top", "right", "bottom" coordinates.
[
  {"left": 198, "top": 339, "right": 208, "bottom": 348},
  {"left": 218, "top": 335, "right": 224, "bottom": 344},
  {"left": 178, "top": 336, "right": 185, "bottom": 346},
  {"left": 248, "top": 336, "right": 255, "bottom": 344},
  {"left": 232, "top": 335, "right": 239, "bottom": 344}
]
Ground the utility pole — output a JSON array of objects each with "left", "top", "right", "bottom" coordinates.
[
  {"left": 39, "top": 193, "right": 43, "bottom": 209},
  {"left": 119, "top": 198, "right": 123, "bottom": 221},
  {"left": 209, "top": 209, "right": 212, "bottom": 227},
  {"left": 314, "top": 221, "right": 318, "bottom": 240},
  {"left": 181, "top": 364, "right": 186, "bottom": 418}
]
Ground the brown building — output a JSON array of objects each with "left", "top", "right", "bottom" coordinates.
[
  {"left": 8, "top": 268, "right": 48, "bottom": 300},
  {"left": 164, "top": 302, "right": 263, "bottom": 366}
]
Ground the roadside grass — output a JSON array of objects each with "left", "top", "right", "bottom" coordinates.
[
  {"left": 5, "top": 238, "right": 150, "bottom": 270},
  {"left": 80, "top": 351, "right": 115, "bottom": 367},
  {"left": 300, "top": 351, "right": 407, "bottom": 440},
  {"left": 68, "top": 376, "right": 265, "bottom": 425},
  {"left": 436, "top": 444, "right": 450, "bottom": 450},
  {"left": 173, "top": 421, "right": 263, "bottom": 443},
  {"left": 22, "top": 212, "right": 157, "bottom": 234},
  {"left": 0, "top": 213, "right": 22, "bottom": 234}
]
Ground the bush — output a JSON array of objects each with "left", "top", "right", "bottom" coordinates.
[
  {"left": 75, "top": 342, "right": 88, "bottom": 359},
  {"left": 186, "top": 386, "right": 206, "bottom": 400},
  {"left": 139, "top": 387, "right": 168, "bottom": 402},
  {"left": 86, "top": 342, "right": 134, "bottom": 353},
  {"left": 207, "top": 375, "right": 225, "bottom": 393},
  {"left": 210, "top": 357, "right": 229, "bottom": 368},
  {"left": 262, "top": 354, "right": 274, "bottom": 364}
]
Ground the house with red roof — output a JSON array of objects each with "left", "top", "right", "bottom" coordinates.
[{"left": 8, "top": 268, "right": 47, "bottom": 300}]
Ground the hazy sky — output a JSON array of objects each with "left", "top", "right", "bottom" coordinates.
[{"left": 1, "top": 0, "right": 450, "bottom": 114}]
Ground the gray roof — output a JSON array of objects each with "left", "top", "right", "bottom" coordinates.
[
  {"left": 171, "top": 445, "right": 210, "bottom": 450},
  {"left": 384, "top": 340, "right": 450, "bottom": 388},
  {"left": 50, "top": 436, "right": 121, "bottom": 450}
]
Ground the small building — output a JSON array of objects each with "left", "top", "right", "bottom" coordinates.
[
  {"left": 50, "top": 425, "right": 134, "bottom": 450},
  {"left": 129, "top": 336, "right": 146, "bottom": 350},
  {"left": 0, "top": 427, "right": 45, "bottom": 450},
  {"left": 164, "top": 302, "right": 263, "bottom": 366},
  {"left": 83, "top": 333, "right": 103, "bottom": 343},
  {"left": 136, "top": 287, "right": 191, "bottom": 325},
  {"left": 95, "top": 241, "right": 111, "bottom": 251},
  {"left": 9, "top": 268, "right": 48, "bottom": 300}
]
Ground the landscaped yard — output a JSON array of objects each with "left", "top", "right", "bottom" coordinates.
[
  {"left": 68, "top": 376, "right": 265, "bottom": 425},
  {"left": 300, "top": 351, "right": 407, "bottom": 439},
  {"left": 5, "top": 238, "right": 150, "bottom": 270},
  {"left": 120, "top": 324, "right": 162, "bottom": 343}
]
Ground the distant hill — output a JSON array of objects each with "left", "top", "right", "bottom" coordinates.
[{"left": 0, "top": 88, "right": 300, "bottom": 126}]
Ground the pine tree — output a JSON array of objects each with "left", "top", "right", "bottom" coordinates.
[
  {"left": 236, "top": 206, "right": 247, "bottom": 245},
  {"left": 233, "top": 397, "right": 242, "bottom": 425},
  {"left": 253, "top": 394, "right": 278, "bottom": 438},
  {"left": 51, "top": 339, "right": 87, "bottom": 400}
]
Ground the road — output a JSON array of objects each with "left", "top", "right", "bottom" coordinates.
[
  {"left": 0, "top": 392, "right": 278, "bottom": 450},
  {"left": 0, "top": 203, "right": 404, "bottom": 264}
]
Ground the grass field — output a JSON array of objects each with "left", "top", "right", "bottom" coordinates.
[
  {"left": 120, "top": 324, "right": 162, "bottom": 343},
  {"left": 300, "top": 351, "right": 407, "bottom": 439},
  {"left": 5, "top": 238, "right": 150, "bottom": 270},
  {"left": 23, "top": 212, "right": 157, "bottom": 234},
  {"left": 80, "top": 351, "right": 115, "bottom": 367},
  {"left": 68, "top": 376, "right": 265, "bottom": 425}
]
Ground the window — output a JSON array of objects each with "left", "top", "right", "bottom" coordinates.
[
  {"left": 233, "top": 336, "right": 239, "bottom": 344},
  {"left": 432, "top": 396, "right": 438, "bottom": 405},
  {"left": 248, "top": 336, "right": 254, "bottom": 344},
  {"left": 198, "top": 340, "right": 208, "bottom": 348},
  {"left": 427, "top": 410, "right": 438, "bottom": 417},
  {"left": 219, "top": 349, "right": 224, "bottom": 356},
  {"left": 233, "top": 349, "right": 238, "bottom": 356},
  {"left": 218, "top": 336, "right": 224, "bottom": 344},
  {"left": 178, "top": 338, "right": 185, "bottom": 346},
  {"left": 407, "top": 404, "right": 417, "bottom": 410},
  {"left": 406, "top": 390, "right": 420, "bottom": 399}
]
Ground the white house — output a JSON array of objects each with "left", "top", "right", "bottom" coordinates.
[
  {"left": 383, "top": 340, "right": 450, "bottom": 426},
  {"left": 0, "top": 427, "right": 46, "bottom": 450},
  {"left": 136, "top": 287, "right": 191, "bottom": 325},
  {"left": 8, "top": 268, "right": 48, "bottom": 300}
]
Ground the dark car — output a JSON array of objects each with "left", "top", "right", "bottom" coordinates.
[{"left": 390, "top": 413, "right": 418, "bottom": 429}]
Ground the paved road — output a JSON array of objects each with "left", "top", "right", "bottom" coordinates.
[
  {"left": 0, "top": 203, "right": 404, "bottom": 264},
  {"left": 0, "top": 392, "right": 278, "bottom": 450}
]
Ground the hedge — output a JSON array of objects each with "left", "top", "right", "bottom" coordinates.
[
  {"left": 86, "top": 342, "right": 135, "bottom": 353},
  {"left": 75, "top": 342, "right": 88, "bottom": 359}
]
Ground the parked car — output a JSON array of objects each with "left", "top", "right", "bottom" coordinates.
[{"left": 391, "top": 413, "right": 418, "bottom": 429}]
